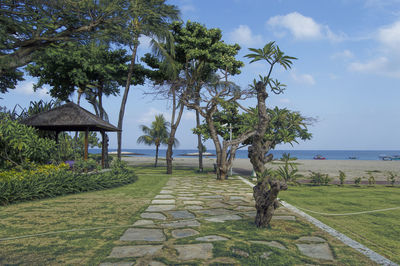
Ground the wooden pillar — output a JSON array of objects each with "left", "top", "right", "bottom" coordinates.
[
  {"left": 101, "top": 130, "right": 105, "bottom": 168},
  {"left": 84, "top": 128, "right": 89, "bottom": 161}
]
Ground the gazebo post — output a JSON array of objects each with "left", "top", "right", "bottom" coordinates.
[
  {"left": 101, "top": 130, "right": 105, "bottom": 168},
  {"left": 84, "top": 128, "right": 89, "bottom": 161}
]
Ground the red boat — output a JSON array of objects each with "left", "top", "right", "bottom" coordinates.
[{"left": 313, "top": 154, "right": 326, "bottom": 160}]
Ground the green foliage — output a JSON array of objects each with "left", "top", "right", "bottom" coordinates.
[
  {"left": 386, "top": 171, "right": 398, "bottom": 186},
  {"left": 275, "top": 153, "right": 302, "bottom": 184},
  {"left": 354, "top": 177, "right": 362, "bottom": 186},
  {"left": 195, "top": 104, "right": 311, "bottom": 148},
  {"left": 367, "top": 174, "right": 376, "bottom": 186},
  {"left": 0, "top": 162, "right": 137, "bottom": 205},
  {"left": 0, "top": 114, "right": 58, "bottom": 169},
  {"left": 137, "top": 114, "right": 174, "bottom": 147},
  {"left": 338, "top": 170, "right": 346, "bottom": 186},
  {"left": 72, "top": 159, "right": 101, "bottom": 173},
  {"left": 309, "top": 171, "right": 331, "bottom": 186},
  {"left": 1, "top": 0, "right": 123, "bottom": 91},
  {"left": 57, "top": 132, "right": 101, "bottom": 161}
]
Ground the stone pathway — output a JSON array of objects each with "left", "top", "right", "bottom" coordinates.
[{"left": 99, "top": 175, "right": 346, "bottom": 265}]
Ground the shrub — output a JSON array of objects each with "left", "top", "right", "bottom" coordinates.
[
  {"left": 72, "top": 159, "right": 100, "bottom": 173},
  {"left": 367, "top": 174, "right": 375, "bottom": 186},
  {"left": 386, "top": 171, "right": 398, "bottom": 186},
  {"left": 0, "top": 114, "right": 58, "bottom": 169},
  {"left": 338, "top": 170, "right": 346, "bottom": 186},
  {"left": 0, "top": 161, "right": 137, "bottom": 205},
  {"left": 309, "top": 171, "right": 331, "bottom": 186},
  {"left": 354, "top": 177, "right": 362, "bottom": 186}
]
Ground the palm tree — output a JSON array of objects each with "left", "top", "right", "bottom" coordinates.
[
  {"left": 137, "top": 114, "right": 178, "bottom": 167},
  {"left": 116, "top": 0, "right": 180, "bottom": 159}
]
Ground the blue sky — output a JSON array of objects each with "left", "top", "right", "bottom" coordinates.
[{"left": 3, "top": 0, "right": 400, "bottom": 150}]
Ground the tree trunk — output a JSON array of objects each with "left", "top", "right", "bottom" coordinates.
[
  {"left": 196, "top": 109, "right": 203, "bottom": 172},
  {"left": 117, "top": 39, "right": 139, "bottom": 159},
  {"left": 155, "top": 144, "right": 159, "bottom": 167},
  {"left": 253, "top": 180, "right": 287, "bottom": 227}
]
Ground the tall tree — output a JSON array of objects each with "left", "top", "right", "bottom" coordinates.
[
  {"left": 116, "top": 0, "right": 179, "bottom": 159},
  {"left": 142, "top": 50, "right": 186, "bottom": 174},
  {"left": 245, "top": 42, "right": 298, "bottom": 228},
  {"left": 169, "top": 21, "right": 243, "bottom": 172},
  {"left": 0, "top": 0, "right": 123, "bottom": 92},
  {"left": 137, "top": 114, "right": 177, "bottom": 167}
]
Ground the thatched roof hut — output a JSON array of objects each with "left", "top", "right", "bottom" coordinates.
[{"left": 21, "top": 102, "right": 120, "bottom": 167}]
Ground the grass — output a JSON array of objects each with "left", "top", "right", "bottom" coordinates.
[
  {"left": 0, "top": 166, "right": 177, "bottom": 265},
  {"left": 280, "top": 185, "right": 400, "bottom": 264}
]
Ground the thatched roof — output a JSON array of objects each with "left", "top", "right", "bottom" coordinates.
[{"left": 21, "top": 102, "right": 120, "bottom": 132}]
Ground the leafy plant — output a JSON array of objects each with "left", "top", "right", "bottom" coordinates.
[
  {"left": 339, "top": 170, "right": 346, "bottom": 186},
  {"left": 367, "top": 174, "right": 376, "bottom": 186},
  {"left": 72, "top": 159, "right": 100, "bottom": 173},
  {"left": 309, "top": 171, "right": 331, "bottom": 186},
  {"left": 386, "top": 171, "right": 398, "bottom": 186},
  {"left": 354, "top": 177, "right": 362, "bottom": 186},
  {"left": 275, "top": 153, "right": 302, "bottom": 184}
]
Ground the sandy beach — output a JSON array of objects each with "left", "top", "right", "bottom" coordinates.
[{"left": 122, "top": 156, "right": 400, "bottom": 181}]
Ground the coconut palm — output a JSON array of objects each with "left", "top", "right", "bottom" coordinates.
[
  {"left": 116, "top": 0, "right": 180, "bottom": 159},
  {"left": 137, "top": 114, "right": 178, "bottom": 167}
]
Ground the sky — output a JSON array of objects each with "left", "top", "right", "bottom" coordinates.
[{"left": 2, "top": 0, "right": 400, "bottom": 150}]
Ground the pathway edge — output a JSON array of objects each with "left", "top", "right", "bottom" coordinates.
[{"left": 236, "top": 175, "right": 398, "bottom": 266}]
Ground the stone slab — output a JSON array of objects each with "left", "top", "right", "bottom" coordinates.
[
  {"left": 161, "top": 219, "right": 201, "bottom": 228},
  {"left": 197, "top": 208, "right": 235, "bottom": 216},
  {"left": 141, "top": 212, "right": 166, "bottom": 220},
  {"left": 167, "top": 210, "right": 195, "bottom": 219},
  {"left": 120, "top": 228, "right": 165, "bottom": 242},
  {"left": 171, "top": 228, "right": 200, "bottom": 239},
  {"left": 185, "top": 205, "right": 204, "bottom": 210},
  {"left": 230, "top": 196, "right": 245, "bottom": 201},
  {"left": 296, "top": 243, "right": 334, "bottom": 260},
  {"left": 183, "top": 201, "right": 203, "bottom": 205},
  {"left": 204, "top": 214, "right": 242, "bottom": 223},
  {"left": 195, "top": 235, "right": 228, "bottom": 241},
  {"left": 250, "top": 240, "right": 287, "bottom": 250},
  {"left": 133, "top": 220, "right": 154, "bottom": 226},
  {"left": 159, "top": 190, "right": 173, "bottom": 194},
  {"left": 235, "top": 206, "right": 255, "bottom": 211},
  {"left": 154, "top": 194, "right": 174, "bottom": 199},
  {"left": 199, "top": 195, "right": 223, "bottom": 199},
  {"left": 108, "top": 245, "right": 163, "bottom": 258},
  {"left": 207, "top": 202, "right": 230, "bottom": 208},
  {"left": 178, "top": 197, "right": 196, "bottom": 200},
  {"left": 99, "top": 263, "right": 133, "bottom": 266},
  {"left": 145, "top": 205, "right": 175, "bottom": 212},
  {"left": 151, "top": 199, "right": 175, "bottom": 204},
  {"left": 174, "top": 243, "right": 213, "bottom": 260}
]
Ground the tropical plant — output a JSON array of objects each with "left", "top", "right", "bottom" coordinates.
[
  {"left": 275, "top": 153, "right": 302, "bottom": 184},
  {"left": 367, "top": 174, "right": 376, "bottom": 186},
  {"left": 309, "top": 171, "right": 331, "bottom": 186},
  {"left": 354, "top": 177, "right": 362, "bottom": 186},
  {"left": 116, "top": 0, "right": 180, "bottom": 159},
  {"left": 137, "top": 114, "right": 177, "bottom": 167},
  {"left": 338, "top": 170, "right": 346, "bottom": 186},
  {"left": 386, "top": 171, "right": 398, "bottom": 186}
]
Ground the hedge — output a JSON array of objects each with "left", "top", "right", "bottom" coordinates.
[{"left": 0, "top": 162, "right": 137, "bottom": 205}]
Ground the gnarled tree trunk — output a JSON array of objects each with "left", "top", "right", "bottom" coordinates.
[{"left": 253, "top": 179, "right": 287, "bottom": 227}]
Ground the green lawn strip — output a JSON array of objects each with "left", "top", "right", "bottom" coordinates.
[
  {"left": 280, "top": 185, "right": 400, "bottom": 264},
  {"left": 0, "top": 166, "right": 172, "bottom": 265}
]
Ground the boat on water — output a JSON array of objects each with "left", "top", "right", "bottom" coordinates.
[
  {"left": 348, "top": 156, "right": 357, "bottom": 160},
  {"left": 313, "top": 154, "right": 326, "bottom": 160},
  {"left": 379, "top": 154, "right": 400, "bottom": 161}
]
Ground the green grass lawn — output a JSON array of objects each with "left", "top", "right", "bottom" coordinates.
[
  {"left": 280, "top": 185, "right": 400, "bottom": 264},
  {"left": 0, "top": 166, "right": 182, "bottom": 265}
]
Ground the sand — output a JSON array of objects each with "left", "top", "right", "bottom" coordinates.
[{"left": 122, "top": 156, "right": 400, "bottom": 181}]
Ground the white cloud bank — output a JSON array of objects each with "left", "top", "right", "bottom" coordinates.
[
  {"left": 15, "top": 81, "right": 50, "bottom": 97},
  {"left": 291, "top": 71, "right": 316, "bottom": 86},
  {"left": 229, "top": 25, "right": 263, "bottom": 47},
  {"left": 349, "top": 20, "right": 400, "bottom": 78},
  {"left": 267, "top": 12, "right": 343, "bottom": 41}
]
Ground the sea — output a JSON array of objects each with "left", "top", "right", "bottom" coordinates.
[{"left": 88, "top": 149, "right": 400, "bottom": 161}]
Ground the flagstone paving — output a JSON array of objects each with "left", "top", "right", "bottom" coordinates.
[{"left": 100, "top": 174, "right": 373, "bottom": 265}]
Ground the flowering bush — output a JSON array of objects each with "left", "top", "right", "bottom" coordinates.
[{"left": 0, "top": 163, "right": 69, "bottom": 182}]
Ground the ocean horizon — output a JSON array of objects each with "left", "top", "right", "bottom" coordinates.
[{"left": 89, "top": 149, "right": 400, "bottom": 161}]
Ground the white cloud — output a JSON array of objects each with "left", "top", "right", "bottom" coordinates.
[
  {"left": 348, "top": 56, "right": 400, "bottom": 78},
  {"left": 139, "top": 35, "right": 152, "bottom": 49},
  {"left": 279, "top": 98, "right": 291, "bottom": 104},
  {"left": 291, "top": 72, "right": 316, "bottom": 86},
  {"left": 267, "top": 12, "right": 343, "bottom": 41},
  {"left": 15, "top": 81, "right": 50, "bottom": 97},
  {"left": 138, "top": 107, "right": 171, "bottom": 124},
  {"left": 378, "top": 21, "right": 400, "bottom": 52},
  {"left": 229, "top": 25, "right": 263, "bottom": 47},
  {"left": 331, "top": 50, "right": 354, "bottom": 60},
  {"left": 183, "top": 110, "right": 196, "bottom": 120}
]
